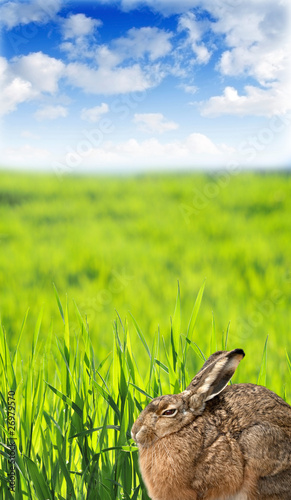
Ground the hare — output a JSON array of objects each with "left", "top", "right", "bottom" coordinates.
[{"left": 131, "top": 349, "right": 291, "bottom": 500}]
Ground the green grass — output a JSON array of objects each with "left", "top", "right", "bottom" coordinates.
[
  {"left": 1, "top": 284, "right": 290, "bottom": 499},
  {"left": 0, "top": 170, "right": 291, "bottom": 497},
  {"left": 0, "top": 171, "right": 291, "bottom": 384}
]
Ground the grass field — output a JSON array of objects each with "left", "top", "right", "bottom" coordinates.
[{"left": 0, "top": 170, "right": 291, "bottom": 498}]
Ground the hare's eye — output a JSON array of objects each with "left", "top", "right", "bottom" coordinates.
[{"left": 161, "top": 408, "right": 177, "bottom": 417}]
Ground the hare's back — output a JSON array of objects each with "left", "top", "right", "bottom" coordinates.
[{"left": 218, "top": 383, "right": 291, "bottom": 431}]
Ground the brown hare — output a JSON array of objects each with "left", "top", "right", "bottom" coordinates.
[{"left": 131, "top": 349, "right": 291, "bottom": 500}]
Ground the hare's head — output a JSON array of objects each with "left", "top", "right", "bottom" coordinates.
[
  {"left": 131, "top": 392, "right": 195, "bottom": 446},
  {"left": 132, "top": 349, "right": 245, "bottom": 448}
]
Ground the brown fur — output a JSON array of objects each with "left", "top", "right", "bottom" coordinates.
[{"left": 131, "top": 349, "right": 291, "bottom": 500}]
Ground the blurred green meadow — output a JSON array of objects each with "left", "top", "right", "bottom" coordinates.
[
  {"left": 0, "top": 171, "right": 291, "bottom": 381},
  {"left": 1, "top": 170, "right": 291, "bottom": 498}
]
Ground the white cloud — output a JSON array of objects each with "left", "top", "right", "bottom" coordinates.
[
  {"left": 59, "top": 39, "right": 94, "bottom": 61},
  {"left": 20, "top": 130, "right": 40, "bottom": 139},
  {"left": 0, "top": 76, "right": 35, "bottom": 116},
  {"left": 179, "top": 83, "right": 198, "bottom": 94},
  {"left": 200, "top": 83, "right": 291, "bottom": 118},
  {"left": 0, "top": 53, "right": 65, "bottom": 117},
  {"left": 115, "top": 0, "right": 290, "bottom": 22},
  {"left": 62, "top": 13, "right": 102, "bottom": 40},
  {"left": 169, "top": 0, "right": 291, "bottom": 118},
  {"left": 213, "top": 3, "right": 290, "bottom": 88},
  {"left": 107, "top": 0, "right": 290, "bottom": 108},
  {"left": 185, "top": 132, "right": 220, "bottom": 154},
  {"left": 1, "top": 0, "right": 290, "bottom": 128},
  {"left": 134, "top": 113, "right": 179, "bottom": 134},
  {"left": 111, "top": 0, "right": 200, "bottom": 15},
  {"left": 12, "top": 52, "right": 65, "bottom": 93},
  {"left": 61, "top": 24, "right": 172, "bottom": 78},
  {"left": 62, "top": 25, "right": 169, "bottom": 94},
  {"left": 0, "top": 56, "right": 37, "bottom": 116},
  {"left": 51, "top": 131, "right": 232, "bottom": 175},
  {"left": 65, "top": 61, "right": 163, "bottom": 94},
  {"left": 34, "top": 105, "right": 68, "bottom": 120},
  {"left": 81, "top": 103, "right": 109, "bottom": 122},
  {"left": 0, "top": 144, "right": 51, "bottom": 169},
  {"left": 1, "top": 42, "right": 164, "bottom": 118},
  {"left": 59, "top": 14, "right": 102, "bottom": 61},
  {"left": 0, "top": 0, "right": 62, "bottom": 29},
  {"left": 113, "top": 27, "right": 173, "bottom": 61},
  {"left": 95, "top": 45, "right": 122, "bottom": 68},
  {"left": 178, "top": 12, "right": 211, "bottom": 64},
  {"left": 218, "top": 45, "right": 288, "bottom": 86}
]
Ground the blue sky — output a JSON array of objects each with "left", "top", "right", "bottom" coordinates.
[{"left": 0, "top": 0, "right": 290, "bottom": 174}]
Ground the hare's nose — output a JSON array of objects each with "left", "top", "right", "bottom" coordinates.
[
  {"left": 133, "top": 425, "right": 147, "bottom": 444},
  {"left": 131, "top": 421, "right": 140, "bottom": 442}
]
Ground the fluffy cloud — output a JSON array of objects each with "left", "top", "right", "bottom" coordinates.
[
  {"left": 1, "top": 41, "right": 163, "bottom": 117},
  {"left": 60, "top": 18, "right": 171, "bottom": 67},
  {"left": 0, "top": 144, "right": 51, "bottom": 169},
  {"left": 103, "top": 0, "right": 290, "bottom": 118},
  {"left": 61, "top": 24, "right": 171, "bottom": 92},
  {"left": 61, "top": 13, "right": 102, "bottom": 40},
  {"left": 0, "top": 56, "right": 36, "bottom": 116},
  {"left": 218, "top": 44, "right": 289, "bottom": 87},
  {"left": 213, "top": 2, "right": 289, "bottom": 87},
  {"left": 0, "top": 76, "right": 35, "bottom": 116},
  {"left": 182, "top": 0, "right": 290, "bottom": 117},
  {"left": 34, "top": 105, "right": 68, "bottom": 120},
  {"left": 104, "top": 0, "right": 200, "bottom": 15},
  {"left": 51, "top": 131, "right": 231, "bottom": 176},
  {"left": 113, "top": 27, "right": 173, "bottom": 61},
  {"left": 180, "top": 84, "right": 198, "bottom": 94},
  {"left": 0, "top": 52, "right": 65, "bottom": 117},
  {"left": 184, "top": 132, "right": 221, "bottom": 154},
  {"left": 0, "top": 0, "right": 61, "bottom": 29},
  {"left": 109, "top": 0, "right": 290, "bottom": 22},
  {"left": 1, "top": 0, "right": 290, "bottom": 125},
  {"left": 65, "top": 61, "right": 163, "bottom": 94},
  {"left": 178, "top": 12, "right": 211, "bottom": 64},
  {"left": 12, "top": 52, "right": 65, "bottom": 93},
  {"left": 134, "top": 113, "right": 179, "bottom": 134},
  {"left": 61, "top": 25, "right": 172, "bottom": 87},
  {"left": 201, "top": 84, "right": 291, "bottom": 118},
  {"left": 95, "top": 45, "right": 122, "bottom": 68},
  {"left": 81, "top": 103, "right": 109, "bottom": 122},
  {"left": 59, "top": 13, "right": 103, "bottom": 59}
]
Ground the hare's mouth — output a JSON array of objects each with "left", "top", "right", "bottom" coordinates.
[{"left": 132, "top": 425, "right": 158, "bottom": 447}]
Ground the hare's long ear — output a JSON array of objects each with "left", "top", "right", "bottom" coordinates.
[{"left": 185, "top": 349, "right": 245, "bottom": 413}]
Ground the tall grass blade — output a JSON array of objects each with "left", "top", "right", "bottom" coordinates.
[
  {"left": 187, "top": 279, "right": 206, "bottom": 340},
  {"left": 32, "top": 308, "right": 43, "bottom": 358},
  {"left": 222, "top": 321, "right": 230, "bottom": 351},
  {"left": 13, "top": 308, "right": 29, "bottom": 363},
  {"left": 154, "top": 359, "right": 169, "bottom": 374},
  {"left": 24, "top": 455, "right": 52, "bottom": 500},
  {"left": 53, "top": 283, "right": 65, "bottom": 324},
  {"left": 57, "top": 449, "right": 76, "bottom": 499},
  {"left": 257, "top": 335, "right": 268, "bottom": 386},
  {"left": 130, "top": 383, "right": 153, "bottom": 400},
  {"left": 286, "top": 350, "right": 291, "bottom": 377},
  {"left": 0, "top": 323, "right": 16, "bottom": 391},
  {"left": 185, "top": 338, "right": 205, "bottom": 362},
  {"left": 45, "top": 382, "right": 83, "bottom": 418},
  {"left": 171, "top": 282, "right": 181, "bottom": 369},
  {"left": 93, "top": 381, "right": 121, "bottom": 420},
  {"left": 209, "top": 312, "right": 217, "bottom": 355},
  {"left": 129, "top": 314, "right": 151, "bottom": 359}
]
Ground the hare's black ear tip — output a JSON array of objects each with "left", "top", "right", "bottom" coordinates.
[{"left": 233, "top": 348, "right": 245, "bottom": 358}]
